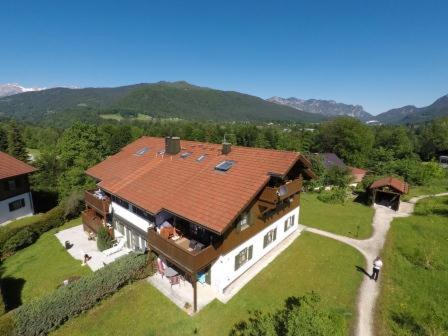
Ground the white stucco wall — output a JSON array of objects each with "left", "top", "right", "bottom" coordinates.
[
  {"left": 0, "top": 192, "right": 34, "bottom": 225},
  {"left": 111, "top": 202, "right": 151, "bottom": 233},
  {"left": 210, "top": 206, "right": 300, "bottom": 293}
]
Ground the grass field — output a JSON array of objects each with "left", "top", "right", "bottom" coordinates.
[
  {"left": 402, "top": 178, "right": 448, "bottom": 200},
  {"left": 300, "top": 192, "right": 374, "bottom": 239},
  {"left": 376, "top": 196, "right": 448, "bottom": 335},
  {"left": 52, "top": 232, "right": 364, "bottom": 336},
  {"left": 0, "top": 214, "right": 43, "bottom": 231},
  {"left": 1, "top": 218, "right": 91, "bottom": 308},
  {"left": 99, "top": 113, "right": 152, "bottom": 121}
]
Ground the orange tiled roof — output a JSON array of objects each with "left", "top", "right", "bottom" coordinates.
[
  {"left": 86, "top": 137, "right": 311, "bottom": 234},
  {"left": 349, "top": 167, "right": 368, "bottom": 183},
  {"left": 369, "top": 176, "right": 409, "bottom": 194},
  {"left": 0, "top": 151, "right": 35, "bottom": 180}
]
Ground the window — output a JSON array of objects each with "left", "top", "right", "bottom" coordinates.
[
  {"left": 135, "top": 147, "right": 150, "bottom": 156},
  {"left": 237, "top": 212, "right": 250, "bottom": 231},
  {"left": 180, "top": 151, "right": 192, "bottom": 159},
  {"left": 263, "top": 228, "right": 277, "bottom": 248},
  {"left": 112, "top": 195, "right": 129, "bottom": 209},
  {"left": 197, "top": 154, "right": 206, "bottom": 162},
  {"left": 215, "top": 160, "right": 235, "bottom": 172},
  {"left": 4, "top": 179, "right": 17, "bottom": 191},
  {"left": 235, "top": 245, "right": 253, "bottom": 271},
  {"left": 114, "top": 219, "right": 125, "bottom": 235},
  {"left": 9, "top": 198, "right": 25, "bottom": 212},
  {"left": 284, "top": 214, "right": 295, "bottom": 232}
]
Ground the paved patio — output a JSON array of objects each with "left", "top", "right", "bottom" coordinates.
[
  {"left": 55, "top": 225, "right": 130, "bottom": 271},
  {"left": 148, "top": 273, "right": 217, "bottom": 314}
]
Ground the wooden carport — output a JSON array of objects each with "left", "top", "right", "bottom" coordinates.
[{"left": 368, "top": 177, "right": 409, "bottom": 211}]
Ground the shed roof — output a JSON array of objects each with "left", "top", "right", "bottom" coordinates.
[{"left": 369, "top": 176, "right": 409, "bottom": 194}]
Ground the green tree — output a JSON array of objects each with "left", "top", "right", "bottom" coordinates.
[
  {"left": 315, "top": 117, "right": 374, "bottom": 167},
  {"left": 0, "top": 126, "right": 8, "bottom": 152},
  {"left": 6, "top": 121, "right": 28, "bottom": 161},
  {"left": 417, "top": 117, "right": 448, "bottom": 160},
  {"left": 230, "top": 293, "right": 344, "bottom": 336},
  {"left": 57, "top": 122, "right": 105, "bottom": 198}
]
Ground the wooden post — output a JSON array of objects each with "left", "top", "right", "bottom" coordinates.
[{"left": 193, "top": 273, "right": 198, "bottom": 313}]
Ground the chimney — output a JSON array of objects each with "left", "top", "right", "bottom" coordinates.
[
  {"left": 222, "top": 142, "right": 232, "bottom": 155},
  {"left": 165, "top": 136, "right": 181, "bottom": 155}
]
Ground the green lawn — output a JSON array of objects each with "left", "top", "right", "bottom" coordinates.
[
  {"left": 1, "top": 218, "right": 91, "bottom": 307},
  {"left": 300, "top": 192, "right": 374, "bottom": 239},
  {"left": 402, "top": 178, "right": 448, "bottom": 200},
  {"left": 0, "top": 214, "right": 43, "bottom": 231},
  {"left": 376, "top": 196, "right": 448, "bottom": 335},
  {"left": 52, "top": 232, "right": 364, "bottom": 336},
  {"left": 99, "top": 113, "right": 152, "bottom": 121}
]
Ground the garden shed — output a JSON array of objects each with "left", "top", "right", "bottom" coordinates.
[{"left": 369, "top": 176, "right": 409, "bottom": 211}]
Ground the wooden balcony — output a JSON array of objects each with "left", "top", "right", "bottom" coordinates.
[
  {"left": 85, "top": 189, "right": 111, "bottom": 215},
  {"left": 82, "top": 209, "right": 105, "bottom": 233},
  {"left": 259, "top": 178, "right": 302, "bottom": 205},
  {"left": 148, "top": 230, "right": 218, "bottom": 274}
]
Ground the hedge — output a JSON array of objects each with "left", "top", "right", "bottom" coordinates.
[
  {"left": 0, "top": 206, "right": 65, "bottom": 260},
  {"left": 10, "top": 252, "right": 151, "bottom": 336}
]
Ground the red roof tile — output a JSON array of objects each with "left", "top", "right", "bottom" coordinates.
[
  {"left": 0, "top": 151, "right": 35, "bottom": 180},
  {"left": 369, "top": 176, "right": 409, "bottom": 194},
  {"left": 87, "top": 137, "right": 311, "bottom": 234}
]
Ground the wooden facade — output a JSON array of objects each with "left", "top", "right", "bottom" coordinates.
[
  {"left": 0, "top": 175, "right": 30, "bottom": 202},
  {"left": 82, "top": 190, "right": 112, "bottom": 236}
]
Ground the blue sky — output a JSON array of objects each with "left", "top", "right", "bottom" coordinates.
[{"left": 1, "top": 0, "right": 447, "bottom": 114}]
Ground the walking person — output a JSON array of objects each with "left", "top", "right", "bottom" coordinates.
[{"left": 371, "top": 256, "right": 383, "bottom": 281}]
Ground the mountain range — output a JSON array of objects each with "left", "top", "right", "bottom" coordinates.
[
  {"left": 267, "top": 96, "right": 373, "bottom": 121},
  {"left": 0, "top": 81, "right": 446, "bottom": 125},
  {"left": 0, "top": 81, "right": 323, "bottom": 126},
  {"left": 268, "top": 94, "right": 448, "bottom": 124},
  {"left": 0, "top": 83, "right": 43, "bottom": 97}
]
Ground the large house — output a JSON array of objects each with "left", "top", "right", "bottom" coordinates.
[
  {"left": 83, "top": 136, "right": 314, "bottom": 311},
  {"left": 0, "top": 151, "right": 36, "bottom": 224}
]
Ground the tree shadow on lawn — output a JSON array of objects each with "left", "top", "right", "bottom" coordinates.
[
  {"left": 1, "top": 277, "right": 26, "bottom": 311},
  {"left": 355, "top": 265, "right": 371, "bottom": 279}
]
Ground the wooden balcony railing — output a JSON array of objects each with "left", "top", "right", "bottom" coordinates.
[
  {"left": 82, "top": 209, "right": 105, "bottom": 233},
  {"left": 148, "top": 230, "right": 218, "bottom": 274},
  {"left": 259, "top": 178, "right": 302, "bottom": 205},
  {"left": 85, "top": 190, "right": 111, "bottom": 215}
]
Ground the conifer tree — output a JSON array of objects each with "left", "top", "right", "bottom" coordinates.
[
  {"left": 7, "top": 121, "right": 28, "bottom": 161},
  {"left": 0, "top": 126, "right": 8, "bottom": 152}
]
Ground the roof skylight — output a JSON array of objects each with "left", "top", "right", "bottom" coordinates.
[
  {"left": 215, "top": 160, "right": 235, "bottom": 172},
  {"left": 135, "top": 147, "right": 150, "bottom": 156},
  {"left": 180, "top": 151, "right": 192, "bottom": 159},
  {"left": 197, "top": 154, "right": 206, "bottom": 162}
]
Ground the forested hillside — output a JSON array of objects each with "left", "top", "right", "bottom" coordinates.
[{"left": 0, "top": 81, "right": 323, "bottom": 126}]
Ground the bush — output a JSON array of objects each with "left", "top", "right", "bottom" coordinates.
[
  {"left": 97, "top": 227, "right": 113, "bottom": 251},
  {"left": 0, "top": 206, "right": 65, "bottom": 260},
  {"left": 1, "top": 229, "right": 38, "bottom": 258},
  {"left": 12, "top": 252, "right": 150, "bottom": 336},
  {"left": 317, "top": 187, "right": 348, "bottom": 204},
  {"left": 0, "top": 312, "right": 15, "bottom": 336},
  {"left": 230, "top": 293, "right": 345, "bottom": 336}
]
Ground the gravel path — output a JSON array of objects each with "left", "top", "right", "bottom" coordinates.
[{"left": 305, "top": 192, "right": 448, "bottom": 336}]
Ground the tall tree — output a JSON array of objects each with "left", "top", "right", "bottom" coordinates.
[
  {"left": 6, "top": 121, "right": 28, "bottom": 161},
  {"left": 315, "top": 117, "right": 374, "bottom": 167},
  {"left": 0, "top": 126, "right": 8, "bottom": 152}
]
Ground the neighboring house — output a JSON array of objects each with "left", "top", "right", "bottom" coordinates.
[
  {"left": 348, "top": 167, "right": 368, "bottom": 187},
  {"left": 0, "top": 151, "right": 36, "bottom": 224},
  {"left": 369, "top": 176, "right": 409, "bottom": 211},
  {"left": 83, "top": 136, "right": 315, "bottom": 311},
  {"left": 315, "top": 153, "right": 367, "bottom": 187},
  {"left": 318, "top": 153, "right": 346, "bottom": 169}
]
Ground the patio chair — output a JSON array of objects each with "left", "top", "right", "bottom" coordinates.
[{"left": 170, "top": 275, "right": 180, "bottom": 287}]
